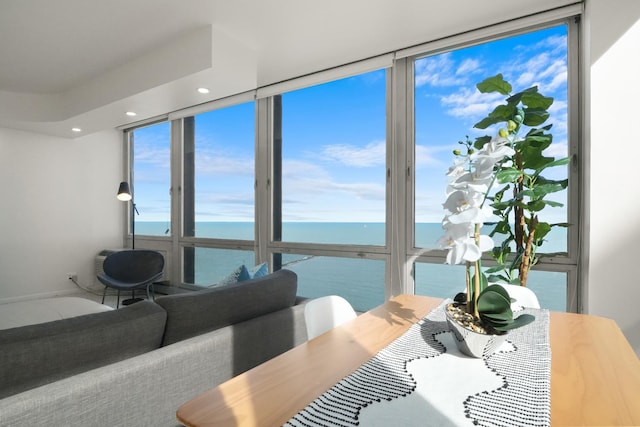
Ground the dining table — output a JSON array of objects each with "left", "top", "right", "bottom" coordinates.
[{"left": 176, "top": 294, "right": 640, "bottom": 426}]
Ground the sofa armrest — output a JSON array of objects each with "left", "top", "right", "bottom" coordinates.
[{"left": 0, "top": 300, "right": 166, "bottom": 398}]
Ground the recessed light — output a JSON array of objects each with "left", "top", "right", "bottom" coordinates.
[
  {"left": 126, "top": 111, "right": 137, "bottom": 117},
  {"left": 72, "top": 128, "right": 82, "bottom": 132},
  {"left": 197, "top": 87, "right": 210, "bottom": 94}
]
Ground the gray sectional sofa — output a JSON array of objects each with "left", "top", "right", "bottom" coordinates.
[{"left": 0, "top": 269, "right": 309, "bottom": 426}]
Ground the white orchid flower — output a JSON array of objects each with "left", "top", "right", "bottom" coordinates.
[
  {"left": 446, "top": 239, "right": 482, "bottom": 264},
  {"left": 446, "top": 157, "right": 468, "bottom": 178},
  {"left": 442, "top": 190, "right": 483, "bottom": 214},
  {"left": 438, "top": 128, "right": 513, "bottom": 266},
  {"left": 440, "top": 232, "right": 495, "bottom": 265},
  {"left": 448, "top": 172, "right": 491, "bottom": 192},
  {"left": 447, "top": 203, "right": 493, "bottom": 225}
]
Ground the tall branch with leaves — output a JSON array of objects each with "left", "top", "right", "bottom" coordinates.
[{"left": 473, "top": 74, "right": 570, "bottom": 287}]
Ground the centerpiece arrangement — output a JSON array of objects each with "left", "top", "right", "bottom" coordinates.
[{"left": 438, "top": 74, "right": 569, "bottom": 357}]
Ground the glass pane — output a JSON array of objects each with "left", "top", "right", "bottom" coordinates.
[
  {"left": 185, "top": 247, "right": 255, "bottom": 286},
  {"left": 186, "top": 101, "right": 255, "bottom": 239},
  {"left": 414, "top": 25, "right": 569, "bottom": 254},
  {"left": 414, "top": 262, "right": 567, "bottom": 311},
  {"left": 414, "top": 262, "right": 468, "bottom": 299},
  {"left": 524, "top": 270, "right": 567, "bottom": 312},
  {"left": 132, "top": 121, "right": 172, "bottom": 236},
  {"left": 278, "top": 254, "right": 385, "bottom": 312},
  {"left": 280, "top": 69, "right": 387, "bottom": 245}
]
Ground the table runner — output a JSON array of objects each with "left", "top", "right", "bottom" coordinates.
[{"left": 285, "top": 301, "right": 550, "bottom": 427}]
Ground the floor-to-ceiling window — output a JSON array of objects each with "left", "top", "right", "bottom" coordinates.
[
  {"left": 410, "top": 22, "right": 578, "bottom": 312},
  {"left": 181, "top": 100, "right": 256, "bottom": 286},
  {"left": 269, "top": 68, "right": 389, "bottom": 311},
  {"left": 124, "top": 10, "right": 581, "bottom": 312},
  {"left": 128, "top": 121, "right": 172, "bottom": 238}
]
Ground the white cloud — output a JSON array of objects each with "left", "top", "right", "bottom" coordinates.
[
  {"left": 415, "top": 144, "right": 446, "bottom": 167},
  {"left": 195, "top": 154, "right": 253, "bottom": 176},
  {"left": 135, "top": 146, "right": 170, "bottom": 168},
  {"left": 280, "top": 156, "right": 386, "bottom": 218},
  {"left": 534, "top": 34, "right": 567, "bottom": 54},
  {"left": 543, "top": 139, "right": 568, "bottom": 158},
  {"left": 440, "top": 87, "right": 504, "bottom": 120},
  {"left": 415, "top": 53, "right": 470, "bottom": 87},
  {"left": 283, "top": 159, "right": 330, "bottom": 180},
  {"left": 326, "top": 181, "right": 385, "bottom": 200},
  {"left": 321, "top": 140, "right": 385, "bottom": 167},
  {"left": 456, "top": 58, "right": 482, "bottom": 76},
  {"left": 548, "top": 100, "right": 568, "bottom": 135},
  {"left": 284, "top": 173, "right": 385, "bottom": 201},
  {"left": 511, "top": 50, "right": 567, "bottom": 95}
]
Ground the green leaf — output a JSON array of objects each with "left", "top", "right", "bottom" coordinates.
[
  {"left": 534, "top": 222, "right": 552, "bottom": 240},
  {"left": 491, "top": 201, "right": 512, "bottom": 211},
  {"left": 536, "top": 156, "right": 571, "bottom": 174},
  {"left": 535, "top": 177, "right": 568, "bottom": 190},
  {"left": 486, "top": 273, "right": 510, "bottom": 283},
  {"left": 477, "top": 286, "right": 511, "bottom": 314},
  {"left": 541, "top": 200, "right": 564, "bottom": 208},
  {"left": 523, "top": 108, "right": 550, "bottom": 126},
  {"left": 526, "top": 134, "right": 553, "bottom": 147},
  {"left": 527, "top": 200, "right": 546, "bottom": 211},
  {"left": 489, "top": 104, "right": 515, "bottom": 120},
  {"left": 473, "top": 104, "right": 518, "bottom": 129},
  {"left": 476, "top": 74, "right": 512, "bottom": 95},
  {"left": 493, "top": 314, "right": 535, "bottom": 332},
  {"left": 474, "top": 116, "right": 503, "bottom": 130},
  {"left": 493, "top": 220, "right": 511, "bottom": 235},
  {"left": 506, "top": 86, "right": 538, "bottom": 105},
  {"left": 521, "top": 151, "right": 554, "bottom": 171},
  {"left": 496, "top": 168, "right": 522, "bottom": 184},
  {"left": 535, "top": 183, "right": 566, "bottom": 196},
  {"left": 516, "top": 183, "right": 566, "bottom": 200},
  {"left": 481, "top": 311, "right": 512, "bottom": 322},
  {"left": 521, "top": 92, "right": 554, "bottom": 109}
]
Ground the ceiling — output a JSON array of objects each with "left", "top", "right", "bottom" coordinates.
[{"left": 0, "top": 0, "right": 577, "bottom": 138}]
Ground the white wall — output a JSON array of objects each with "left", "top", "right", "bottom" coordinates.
[
  {"left": 0, "top": 127, "right": 123, "bottom": 302},
  {"left": 587, "top": 0, "right": 640, "bottom": 355}
]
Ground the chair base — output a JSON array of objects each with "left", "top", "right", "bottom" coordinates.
[{"left": 121, "top": 297, "right": 144, "bottom": 306}]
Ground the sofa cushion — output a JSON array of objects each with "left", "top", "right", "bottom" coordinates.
[
  {"left": 0, "top": 300, "right": 166, "bottom": 398},
  {"left": 156, "top": 269, "right": 297, "bottom": 346}
]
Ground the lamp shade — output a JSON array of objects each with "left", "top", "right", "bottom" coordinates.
[{"left": 116, "top": 181, "right": 132, "bottom": 201}]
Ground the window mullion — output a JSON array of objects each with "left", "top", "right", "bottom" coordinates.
[{"left": 388, "top": 57, "right": 412, "bottom": 298}]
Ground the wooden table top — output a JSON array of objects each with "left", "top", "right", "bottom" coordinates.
[{"left": 176, "top": 294, "right": 640, "bottom": 426}]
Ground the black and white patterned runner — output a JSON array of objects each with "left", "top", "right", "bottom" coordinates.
[{"left": 284, "top": 302, "right": 550, "bottom": 427}]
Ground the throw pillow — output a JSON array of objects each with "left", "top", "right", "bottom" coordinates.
[
  {"left": 212, "top": 265, "right": 251, "bottom": 287},
  {"left": 248, "top": 262, "right": 269, "bottom": 278}
]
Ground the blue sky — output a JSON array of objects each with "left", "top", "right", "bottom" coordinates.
[
  {"left": 132, "top": 24, "right": 568, "bottom": 225},
  {"left": 415, "top": 25, "right": 569, "bottom": 223}
]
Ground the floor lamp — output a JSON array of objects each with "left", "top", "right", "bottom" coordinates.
[
  {"left": 116, "top": 181, "right": 143, "bottom": 305},
  {"left": 117, "top": 181, "right": 138, "bottom": 249}
]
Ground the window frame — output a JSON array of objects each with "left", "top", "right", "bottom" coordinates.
[
  {"left": 122, "top": 8, "right": 582, "bottom": 311},
  {"left": 404, "top": 17, "right": 581, "bottom": 312}
]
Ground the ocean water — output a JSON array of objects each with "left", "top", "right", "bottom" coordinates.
[{"left": 136, "top": 222, "right": 568, "bottom": 312}]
